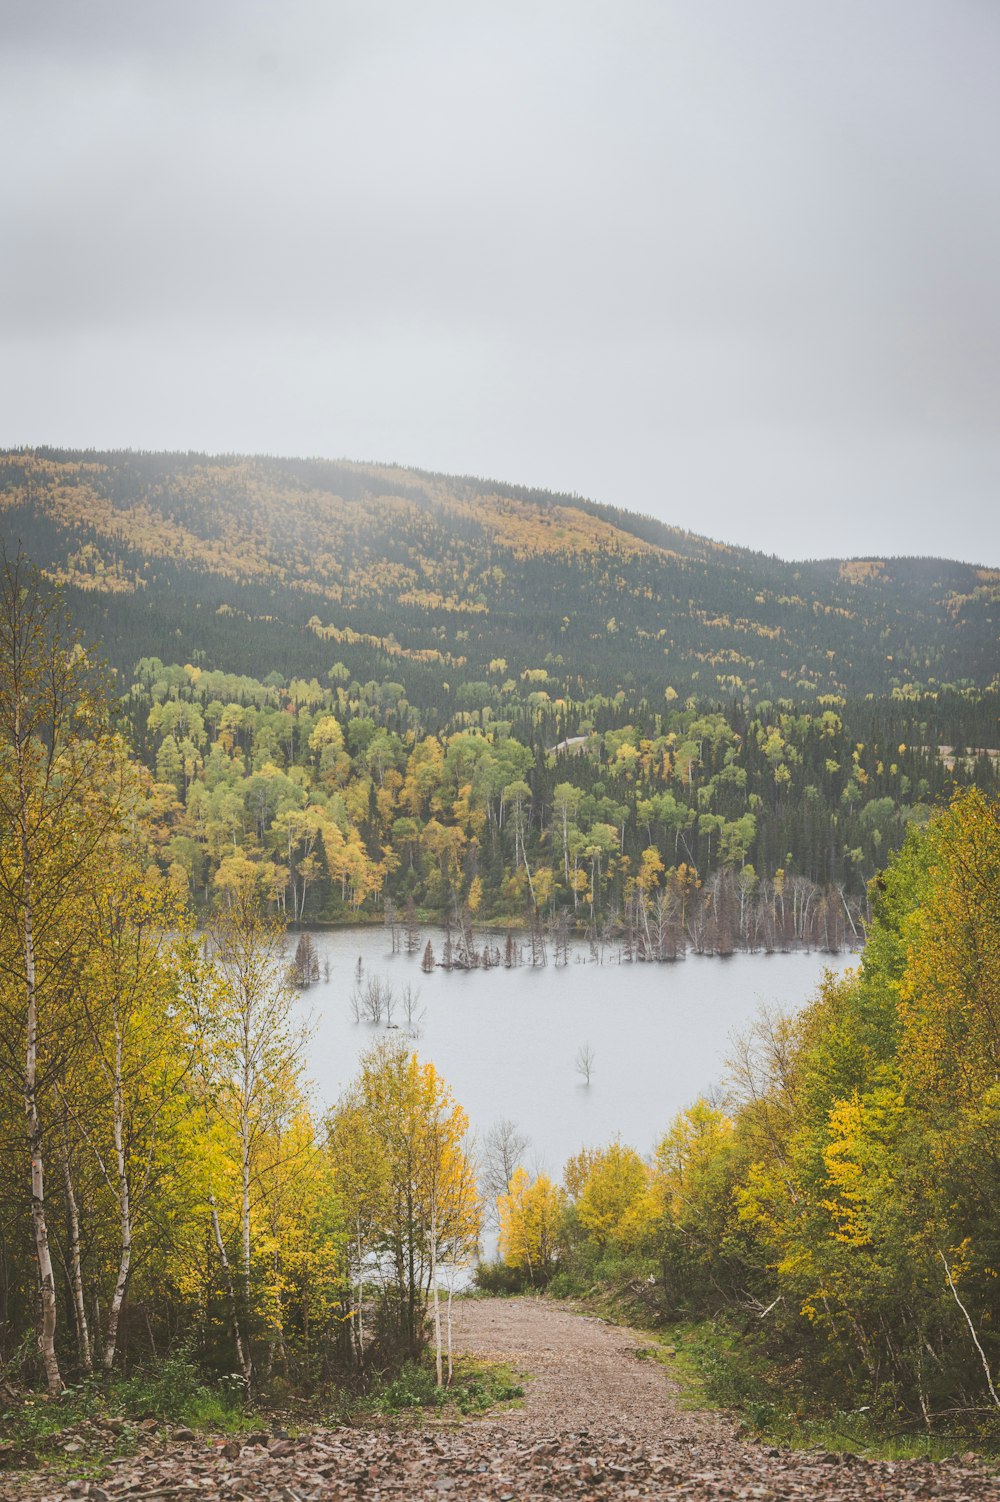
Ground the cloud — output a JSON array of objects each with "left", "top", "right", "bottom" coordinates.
[{"left": 1, "top": 0, "right": 997, "bottom": 562}]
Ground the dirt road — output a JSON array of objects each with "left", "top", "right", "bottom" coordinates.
[{"left": 12, "top": 1297, "right": 1000, "bottom": 1500}]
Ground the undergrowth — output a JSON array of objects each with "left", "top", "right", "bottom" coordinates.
[
  {"left": 0, "top": 1347, "right": 525, "bottom": 1478},
  {"left": 516, "top": 1264, "right": 1000, "bottom": 1463},
  {"left": 370, "top": 1356, "right": 524, "bottom": 1418},
  {"left": 668, "top": 1319, "right": 1000, "bottom": 1460}
]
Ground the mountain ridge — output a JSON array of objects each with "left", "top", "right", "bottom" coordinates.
[{"left": 10, "top": 443, "right": 997, "bottom": 569}]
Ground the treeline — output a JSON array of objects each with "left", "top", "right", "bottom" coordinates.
[
  {"left": 493, "top": 789, "right": 1000, "bottom": 1436},
  {"left": 115, "top": 654, "right": 995, "bottom": 945},
  {"left": 0, "top": 558, "right": 478, "bottom": 1393}
]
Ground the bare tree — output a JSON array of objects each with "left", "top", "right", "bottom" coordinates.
[
  {"left": 575, "top": 1043, "right": 595, "bottom": 1086},
  {"left": 404, "top": 897, "right": 421, "bottom": 955},
  {"left": 401, "top": 983, "right": 425, "bottom": 1037},
  {"left": 384, "top": 898, "right": 400, "bottom": 954},
  {"left": 360, "top": 977, "right": 385, "bottom": 1024},
  {"left": 480, "top": 1118, "right": 530, "bottom": 1227}
]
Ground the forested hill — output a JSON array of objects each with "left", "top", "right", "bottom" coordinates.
[{"left": 1, "top": 447, "right": 997, "bottom": 702}]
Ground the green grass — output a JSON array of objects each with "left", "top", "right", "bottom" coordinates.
[
  {"left": 629, "top": 1318, "right": 998, "bottom": 1463},
  {"left": 0, "top": 1344, "right": 525, "bottom": 1488},
  {"left": 371, "top": 1356, "right": 525, "bottom": 1419},
  {"left": 0, "top": 1353, "right": 264, "bottom": 1480}
]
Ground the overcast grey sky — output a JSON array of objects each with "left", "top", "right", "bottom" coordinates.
[{"left": 2, "top": 1, "right": 997, "bottom": 563}]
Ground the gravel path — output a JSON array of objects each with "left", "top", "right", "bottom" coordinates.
[
  {"left": 8, "top": 1297, "right": 1000, "bottom": 1500},
  {"left": 450, "top": 1295, "right": 716, "bottom": 1436}
]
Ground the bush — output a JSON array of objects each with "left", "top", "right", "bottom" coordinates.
[
  {"left": 374, "top": 1360, "right": 441, "bottom": 1413},
  {"left": 473, "top": 1259, "right": 531, "bottom": 1295},
  {"left": 545, "top": 1270, "right": 587, "bottom": 1298},
  {"left": 372, "top": 1356, "right": 523, "bottom": 1416}
]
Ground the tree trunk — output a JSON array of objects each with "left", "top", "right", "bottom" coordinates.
[
  {"left": 210, "top": 1198, "right": 249, "bottom": 1380},
  {"left": 354, "top": 1226, "right": 365, "bottom": 1364},
  {"left": 431, "top": 1191, "right": 443, "bottom": 1387},
  {"left": 103, "top": 1031, "right": 132, "bottom": 1370},
  {"left": 446, "top": 1281, "right": 454, "bottom": 1387},
  {"left": 23, "top": 879, "right": 62, "bottom": 1394},
  {"left": 102, "top": 1099, "right": 132, "bottom": 1369},
  {"left": 239, "top": 1097, "right": 254, "bottom": 1383},
  {"left": 61, "top": 1139, "right": 92, "bottom": 1372}
]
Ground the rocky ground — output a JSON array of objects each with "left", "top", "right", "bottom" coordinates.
[{"left": 5, "top": 1298, "right": 999, "bottom": 1501}]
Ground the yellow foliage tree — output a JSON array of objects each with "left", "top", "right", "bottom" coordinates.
[
  {"left": 573, "top": 1142, "right": 652, "bottom": 1250},
  {"left": 497, "top": 1166, "right": 565, "bottom": 1283}
]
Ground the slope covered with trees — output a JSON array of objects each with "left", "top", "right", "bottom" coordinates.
[
  {"left": 2, "top": 447, "right": 996, "bottom": 940},
  {"left": 1, "top": 448, "right": 997, "bottom": 702}
]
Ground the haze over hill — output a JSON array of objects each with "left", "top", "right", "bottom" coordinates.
[{"left": 1, "top": 448, "right": 997, "bottom": 704}]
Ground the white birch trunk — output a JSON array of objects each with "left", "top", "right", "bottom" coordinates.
[
  {"left": 431, "top": 1190, "right": 443, "bottom": 1387},
  {"left": 103, "top": 1026, "right": 132, "bottom": 1370},
  {"left": 355, "top": 1226, "right": 365, "bottom": 1363},
  {"left": 239, "top": 1088, "right": 253, "bottom": 1383},
  {"left": 62, "top": 1142, "right": 92, "bottom": 1371},
  {"left": 23, "top": 871, "right": 62, "bottom": 1394},
  {"left": 446, "top": 1281, "right": 454, "bottom": 1387}
]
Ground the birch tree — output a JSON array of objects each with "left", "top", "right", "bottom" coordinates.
[
  {"left": 0, "top": 553, "right": 121, "bottom": 1393},
  {"left": 205, "top": 869, "right": 304, "bottom": 1383},
  {"left": 342, "top": 1040, "right": 480, "bottom": 1362},
  {"left": 72, "top": 856, "right": 195, "bottom": 1370}
]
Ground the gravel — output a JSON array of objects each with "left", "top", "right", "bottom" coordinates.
[{"left": 6, "top": 1297, "right": 999, "bottom": 1501}]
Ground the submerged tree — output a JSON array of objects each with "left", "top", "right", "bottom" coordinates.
[
  {"left": 292, "top": 930, "right": 320, "bottom": 987},
  {"left": 575, "top": 1043, "right": 595, "bottom": 1086}
]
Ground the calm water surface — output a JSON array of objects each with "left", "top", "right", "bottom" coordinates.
[{"left": 299, "top": 930, "right": 855, "bottom": 1175}]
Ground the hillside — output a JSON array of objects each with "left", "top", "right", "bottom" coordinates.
[
  {"left": 1, "top": 447, "right": 997, "bottom": 702},
  {"left": 1, "top": 447, "right": 996, "bottom": 933}
]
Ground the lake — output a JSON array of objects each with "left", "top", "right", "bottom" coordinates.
[{"left": 298, "top": 928, "right": 856, "bottom": 1178}]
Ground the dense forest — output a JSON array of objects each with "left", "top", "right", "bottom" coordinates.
[
  {"left": 0, "top": 448, "right": 997, "bottom": 947},
  {"left": 116, "top": 653, "right": 994, "bottom": 954},
  {"left": 498, "top": 789, "right": 1000, "bottom": 1443}
]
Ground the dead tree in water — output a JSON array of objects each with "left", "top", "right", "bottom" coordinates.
[
  {"left": 587, "top": 924, "right": 606, "bottom": 964},
  {"left": 404, "top": 897, "right": 421, "bottom": 955},
  {"left": 453, "top": 904, "right": 478, "bottom": 969},
  {"left": 553, "top": 912, "right": 570, "bottom": 967},
  {"left": 384, "top": 899, "right": 400, "bottom": 954},
  {"left": 529, "top": 909, "right": 548, "bottom": 967},
  {"left": 292, "top": 931, "right": 320, "bottom": 986},
  {"left": 441, "top": 917, "right": 454, "bottom": 971},
  {"left": 421, "top": 940, "right": 436, "bottom": 973},
  {"left": 401, "top": 983, "right": 425, "bottom": 1036},
  {"left": 480, "top": 1118, "right": 531, "bottom": 1228}
]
